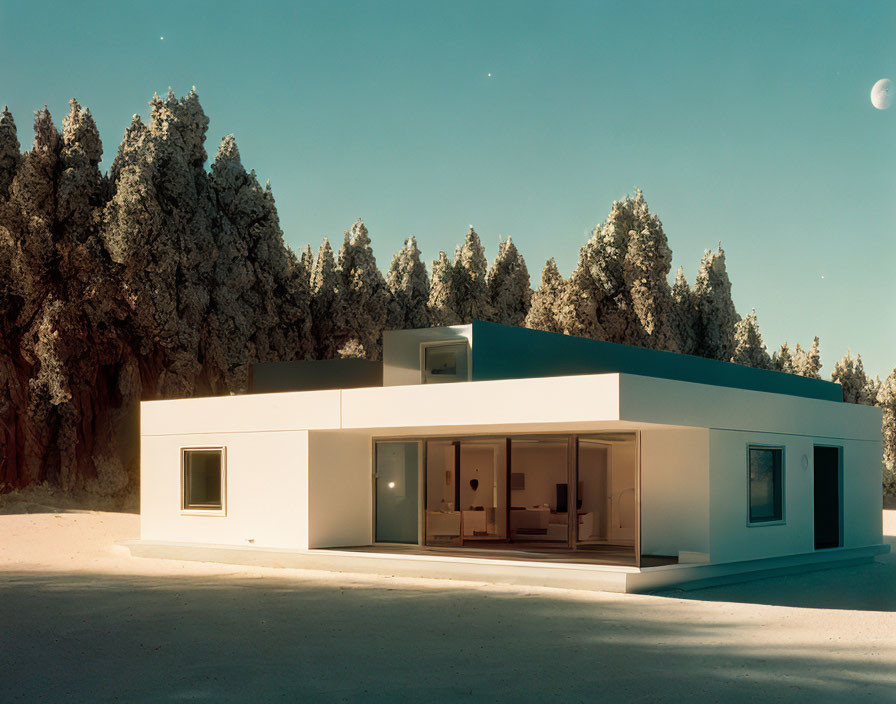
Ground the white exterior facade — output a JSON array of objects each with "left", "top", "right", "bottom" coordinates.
[{"left": 140, "top": 371, "right": 885, "bottom": 586}]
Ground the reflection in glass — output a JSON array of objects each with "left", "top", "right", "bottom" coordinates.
[
  {"left": 749, "top": 447, "right": 782, "bottom": 522},
  {"left": 375, "top": 442, "right": 419, "bottom": 544},
  {"left": 577, "top": 434, "right": 637, "bottom": 550}
]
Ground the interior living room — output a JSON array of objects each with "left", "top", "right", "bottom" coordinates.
[{"left": 376, "top": 432, "right": 640, "bottom": 565}]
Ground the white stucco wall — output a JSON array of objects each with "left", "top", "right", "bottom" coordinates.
[
  {"left": 141, "top": 430, "right": 310, "bottom": 550},
  {"left": 620, "top": 374, "right": 881, "bottom": 440},
  {"left": 382, "top": 325, "right": 473, "bottom": 386},
  {"left": 138, "top": 371, "right": 884, "bottom": 562},
  {"left": 342, "top": 374, "right": 622, "bottom": 431},
  {"left": 639, "top": 428, "right": 710, "bottom": 559},
  {"left": 308, "top": 431, "right": 373, "bottom": 548},
  {"left": 708, "top": 430, "right": 883, "bottom": 564}
]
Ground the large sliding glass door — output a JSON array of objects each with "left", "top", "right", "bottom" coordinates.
[
  {"left": 375, "top": 441, "right": 420, "bottom": 544},
  {"left": 576, "top": 434, "right": 637, "bottom": 549},
  {"left": 425, "top": 438, "right": 507, "bottom": 545},
  {"left": 382, "top": 432, "right": 639, "bottom": 564},
  {"left": 425, "top": 440, "right": 460, "bottom": 545},
  {"left": 509, "top": 438, "right": 571, "bottom": 544}
]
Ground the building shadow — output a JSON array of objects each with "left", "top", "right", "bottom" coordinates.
[
  {"left": 1, "top": 568, "right": 894, "bottom": 702},
  {"left": 655, "top": 534, "right": 896, "bottom": 612}
]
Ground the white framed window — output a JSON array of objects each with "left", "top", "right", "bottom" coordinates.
[
  {"left": 181, "top": 447, "right": 226, "bottom": 515},
  {"left": 747, "top": 445, "right": 784, "bottom": 525},
  {"left": 420, "top": 341, "right": 469, "bottom": 384}
]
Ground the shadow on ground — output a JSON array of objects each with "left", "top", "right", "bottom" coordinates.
[
  {"left": 1, "top": 569, "right": 894, "bottom": 702},
  {"left": 656, "top": 534, "right": 896, "bottom": 611}
]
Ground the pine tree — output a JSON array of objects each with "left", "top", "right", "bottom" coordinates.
[
  {"left": 301, "top": 244, "right": 315, "bottom": 280},
  {"left": 0, "top": 107, "right": 20, "bottom": 200},
  {"left": 878, "top": 370, "right": 896, "bottom": 497},
  {"left": 487, "top": 237, "right": 531, "bottom": 326},
  {"left": 524, "top": 258, "right": 566, "bottom": 334},
  {"left": 386, "top": 236, "right": 430, "bottom": 330},
  {"left": 563, "top": 191, "right": 673, "bottom": 346},
  {"left": 792, "top": 337, "right": 822, "bottom": 379},
  {"left": 4, "top": 107, "right": 64, "bottom": 485},
  {"left": 206, "top": 134, "right": 313, "bottom": 392},
  {"left": 772, "top": 343, "right": 795, "bottom": 373},
  {"left": 428, "top": 251, "right": 460, "bottom": 326},
  {"left": 451, "top": 226, "right": 492, "bottom": 322},
  {"left": 108, "top": 114, "right": 146, "bottom": 187},
  {"left": 830, "top": 352, "right": 877, "bottom": 404},
  {"left": 693, "top": 246, "right": 739, "bottom": 361},
  {"left": 671, "top": 267, "right": 698, "bottom": 355},
  {"left": 310, "top": 238, "right": 346, "bottom": 359},
  {"left": 731, "top": 310, "right": 772, "bottom": 369},
  {"left": 103, "top": 89, "right": 217, "bottom": 399},
  {"left": 622, "top": 193, "right": 678, "bottom": 351},
  {"left": 337, "top": 220, "right": 389, "bottom": 358}
]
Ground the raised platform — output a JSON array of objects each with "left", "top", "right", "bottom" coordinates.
[{"left": 121, "top": 540, "right": 890, "bottom": 594}]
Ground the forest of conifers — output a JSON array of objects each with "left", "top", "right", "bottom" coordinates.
[{"left": 0, "top": 90, "right": 892, "bottom": 501}]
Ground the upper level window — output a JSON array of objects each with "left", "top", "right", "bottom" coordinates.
[
  {"left": 422, "top": 342, "right": 468, "bottom": 384},
  {"left": 183, "top": 448, "right": 225, "bottom": 513},
  {"left": 748, "top": 446, "right": 783, "bottom": 524}
]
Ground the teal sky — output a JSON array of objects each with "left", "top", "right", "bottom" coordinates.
[{"left": 1, "top": 0, "right": 893, "bottom": 377}]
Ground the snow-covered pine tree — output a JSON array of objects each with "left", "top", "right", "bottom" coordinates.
[
  {"left": 4, "top": 107, "right": 64, "bottom": 486},
  {"left": 524, "top": 258, "right": 566, "bottom": 334},
  {"left": 386, "top": 236, "right": 430, "bottom": 330},
  {"left": 830, "top": 352, "right": 877, "bottom": 404},
  {"left": 670, "top": 267, "right": 698, "bottom": 355},
  {"left": 310, "top": 238, "right": 347, "bottom": 359},
  {"left": 452, "top": 226, "right": 492, "bottom": 322},
  {"left": 622, "top": 194, "right": 678, "bottom": 352},
  {"left": 563, "top": 191, "right": 671, "bottom": 346},
  {"left": 207, "top": 134, "right": 313, "bottom": 393},
  {"left": 878, "top": 370, "right": 896, "bottom": 497},
  {"left": 103, "top": 89, "right": 217, "bottom": 399},
  {"left": 731, "top": 310, "right": 772, "bottom": 369},
  {"left": 772, "top": 343, "right": 795, "bottom": 373},
  {"left": 0, "top": 107, "right": 20, "bottom": 200},
  {"left": 337, "top": 220, "right": 390, "bottom": 358},
  {"left": 51, "top": 99, "right": 133, "bottom": 493},
  {"left": 693, "top": 246, "right": 739, "bottom": 361},
  {"left": 487, "top": 236, "right": 531, "bottom": 326},
  {"left": 107, "top": 114, "right": 146, "bottom": 188},
  {"left": 301, "top": 244, "right": 315, "bottom": 283},
  {"left": 792, "top": 337, "right": 822, "bottom": 379},
  {"left": 428, "top": 251, "right": 460, "bottom": 326}
]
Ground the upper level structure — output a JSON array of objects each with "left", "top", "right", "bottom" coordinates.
[{"left": 250, "top": 320, "right": 843, "bottom": 403}]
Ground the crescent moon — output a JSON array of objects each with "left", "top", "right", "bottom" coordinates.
[{"left": 871, "top": 78, "right": 892, "bottom": 110}]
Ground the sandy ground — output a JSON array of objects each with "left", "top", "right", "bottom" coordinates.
[{"left": 1, "top": 506, "right": 895, "bottom": 703}]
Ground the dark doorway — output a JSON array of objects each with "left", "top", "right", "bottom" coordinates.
[{"left": 813, "top": 446, "right": 841, "bottom": 550}]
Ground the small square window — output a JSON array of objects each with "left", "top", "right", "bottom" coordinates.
[
  {"left": 183, "top": 448, "right": 224, "bottom": 512},
  {"left": 748, "top": 446, "right": 783, "bottom": 524},
  {"left": 422, "top": 342, "right": 468, "bottom": 384}
]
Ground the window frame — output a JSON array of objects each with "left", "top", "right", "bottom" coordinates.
[
  {"left": 746, "top": 444, "right": 785, "bottom": 526},
  {"left": 419, "top": 340, "right": 470, "bottom": 384},
  {"left": 181, "top": 446, "right": 227, "bottom": 516}
]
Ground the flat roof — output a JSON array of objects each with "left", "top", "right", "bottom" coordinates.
[{"left": 469, "top": 321, "right": 843, "bottom": 403}]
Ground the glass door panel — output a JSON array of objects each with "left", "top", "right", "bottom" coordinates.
[
  {"left": 426, "top": 440, "right": 460, "bottom": 545},
  {"left": 375, "top": 442, "right": 420, "bottom": 544},
  {"left": 458, "top": 439, "right": 507, "bottom": 541},
  {"left": 509, "top": 438, "right": 570, "bottom": 545},
  {"left": 577, "top": 434, "right": 637, "bottom": 550}
]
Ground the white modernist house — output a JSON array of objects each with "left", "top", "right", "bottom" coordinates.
[{"left": 132, "top": 321, "right": 888, "bottom": 593}]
